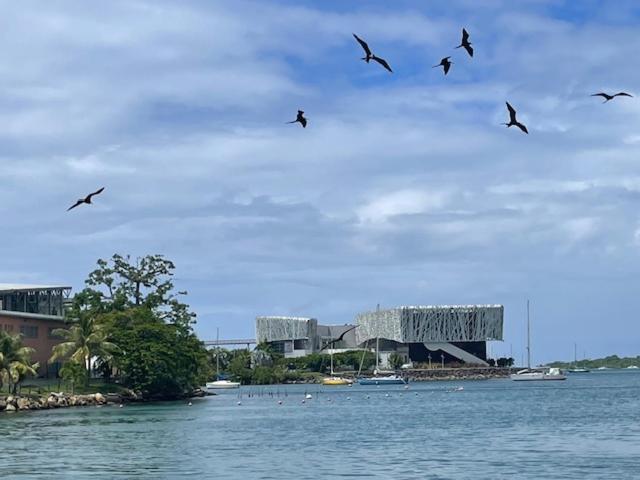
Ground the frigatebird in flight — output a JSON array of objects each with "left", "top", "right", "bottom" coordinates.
[
  {"left": 67, "top": 187, "right": 105, "bottom": 211},
  {"left": 456, "top": 28, "right": 473, "bottom": 57},
  {"left": 320, "top": 325, "right": 357, "bottom": 351},
  {"left": 287, "top": 110, "right": 307, "bottom": 128},
  {"left": 353, "top": 33, "right": 393, "bottom": 73},
  {"left": 503, "top": 102, "right": 528, "bottom": 134},
  {"left": 590, "top": 92, "right": 633, "bottom": 103},
  {"left": 433, "top": 57, "right": 452, "bottom": 75}
]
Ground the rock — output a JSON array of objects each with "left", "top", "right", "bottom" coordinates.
[
  {"left": 94, "top": 393, "right": 106, "bottom": 404},
  {"left": 17, "top": 398, "right": 31, "bottom": 410},
  {"left": 5, "top": 404, "right": 16, "bottom": 412}
]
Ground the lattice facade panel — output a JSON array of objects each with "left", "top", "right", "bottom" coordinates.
[
  {"left": 255, "top": 316, "right": 318, "bottom": 343},
  {"left": 356, "top": 305, "right": 503, "bottom": 344}
]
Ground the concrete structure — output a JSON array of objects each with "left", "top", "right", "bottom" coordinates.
[
  {"left": 255, "top": 304, "right": 503, "bottom": 367},
  {"left": 356, "top": 305, "right": 504, "bottom": 366},
  {"left": 0, "top": 284, "right": 72, "bottom": 376},
  {"left": 255, "top": 316, "right": 359, "bottom": 358}
]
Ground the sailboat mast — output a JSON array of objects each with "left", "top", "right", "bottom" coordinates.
[
  {"left": 526, "top": 300, "right": 531, "bottom": 369},
  {"left": 216, "top": 327, "right": 220, "bottom": 379},
  {"left": 376, "top": 337, "right": 379, "bottom": 372}
]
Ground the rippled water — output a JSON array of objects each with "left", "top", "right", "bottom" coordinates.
[{"left": 2, "top": 371, "right": 640, "bottom": 479}]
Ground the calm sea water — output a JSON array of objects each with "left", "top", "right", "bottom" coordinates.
[{"left": 2, "top": 370, "right": 640, "bottom": 479}]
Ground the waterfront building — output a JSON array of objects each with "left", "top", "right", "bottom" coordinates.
[
  {"left": 0, "top": 284, "right": 72, "bottom": 376},
  {"left": 256, "top": 304, "right": 504, "bottom": 366}
]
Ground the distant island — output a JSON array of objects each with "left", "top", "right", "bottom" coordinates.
[{"left": 547, "top": 355, "right": 640, "bottom": 369}]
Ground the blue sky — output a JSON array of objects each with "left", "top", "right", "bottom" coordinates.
[{"left": 2, "top": 0, "right": 640, "bottom": 364}]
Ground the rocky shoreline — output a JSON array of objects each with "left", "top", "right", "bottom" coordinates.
[
  {"left": 283, "top": 367, "right": 518, "bottom": 383},
  {"left": 1, "top": 388, "right": 210, "bottom": 413}
]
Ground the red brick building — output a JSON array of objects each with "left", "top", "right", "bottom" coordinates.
[{"left": 0, "top": 284, "right": 72, "bottom": 377}]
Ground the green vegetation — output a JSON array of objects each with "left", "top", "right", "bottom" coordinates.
[
  {"left": 213, "top": 347, "right": 377, "bottom": 385},
  {"left": 0, "top": 330, "right": 39, "bottom": 394},
  {"left": 52, "top": 254, "right": 212, "bottom": 399},
  {"left": 547, "top": 355, "right": 640, "bottom": 369}
]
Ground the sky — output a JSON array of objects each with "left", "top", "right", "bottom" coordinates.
[{"left": 2, "top": 0, "right": 640, "bottom": 364}]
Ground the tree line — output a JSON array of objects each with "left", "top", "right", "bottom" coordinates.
[{"left": 1, "top": 254, "right": 212, "bottom": 398}]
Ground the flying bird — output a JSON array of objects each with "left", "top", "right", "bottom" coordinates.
[
  {"left": 287, "top": 110, "right": 307, "bottom": 128},
  {"left": 433, "top": 56, "right": 452, "bottom": 75},
  {"left": 320, "top": 325, "right": 357, "bottom": 351},
  {"left": 503, "top": 102, "right": 528, "bottom": 134},
  {"left": 590, "top": 92, "right": 633, "bottom": 103},
  {"left": 67, "top": 187, "right": 105, "bottom": 211},
  {"left": 455, "top": 28, "right": 473, "bottom": 57},
  {"left": 353, "top": 33, "right": 393, "bottom": 72}
]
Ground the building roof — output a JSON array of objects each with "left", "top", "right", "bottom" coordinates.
[
  {"left": 0, "top": 310, "right": 66, "bottom": 322},
  {"left": 0, "top": 284, "right": 72, "bottom": 293}
]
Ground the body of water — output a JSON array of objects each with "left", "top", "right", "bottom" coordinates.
[{"left": 2, "top": 370, "right": 640, "bottom": 479}]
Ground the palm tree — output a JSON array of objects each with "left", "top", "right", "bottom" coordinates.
[
  {"left": 0, "top": 330, "right": 39, "bottom": 394},
  {"left": 50, "top": 314, "right": 118, "bottom": 384}
]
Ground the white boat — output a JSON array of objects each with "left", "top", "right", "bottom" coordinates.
[
  {"left": 357, "top": 336, "right": 408, "bottom": 385},
  {"left": 206, "top": 328, "right": 240, "bottom": 391},
  {"left": 206, "top": 379, "right": 240, "bottom": 389},
  {"left": 596, "top": 366, "right": 607, "bottom": 370},
  {"left": 510, "top": 367, "right": 566, "bottom": 381},
  {"left": 511, "top": 300, "right": 566, "bottom": 382},
  {"left": 627, "top": 365, "right": 639, "bottom": 369}
]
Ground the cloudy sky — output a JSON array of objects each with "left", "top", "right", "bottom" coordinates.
[{"left": 2, "top": 0, "right": 640, "bottom": 363}]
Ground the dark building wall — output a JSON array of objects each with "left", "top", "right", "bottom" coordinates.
[{"left": 408, "top": 341, "right": 487, "bottom": 365}]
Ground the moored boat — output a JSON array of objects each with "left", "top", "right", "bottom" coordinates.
[
  {"left": 357, "top": 374, "right": 407, "bottom": 385},
  {"left": 206, "top": 379, "right": 240, "bottom": 390},
  {"left": 322, "top": 376, "right": 352, "bottom": 386},
  {"left": 510, "top": 367, "right": 566, "bottom": 381}
]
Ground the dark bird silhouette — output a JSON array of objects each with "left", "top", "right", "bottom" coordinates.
[
  {"left": 67, "top": 187, "right": 105, "bottom": 211},
  {"left": 591, "top": 92, "right": 633, "bottom": 103},
  {"left": 353, "top": 33, "right": 372, "bottom": 62},
  {"left": 503, "top": 102, "right": 528, "bottom": 134},
  {"left": 287, "top": 110, "right": 307, "bottom": 128},
  {"left": 433, "top": 56, "right": 452, "bottom": 75},
  {"left": 353, "top": 33, "right": 393, "bottom": 72},
  {"left": 320, "top": 325, "right": 357, "bottom": 351},
  {"left": 455, "top": 28, "right": 473, "bottom": 57}
]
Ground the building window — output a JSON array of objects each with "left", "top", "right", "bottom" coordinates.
[
  {"left": 20, "top": 325, "right": 38, "bottom": 338},
  {"left": 2, "top": 324, "right": 14, "bottom": 333}
]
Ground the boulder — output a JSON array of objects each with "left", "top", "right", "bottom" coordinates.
[
  {"left": 16, "top": 397, "right": 31, "bottom": 410},
  {"left": 94, "top": 393, "right": 106, "bottom": 404},
  {"left": 5, "top": 403, "right": 17, "bottom": 412}
]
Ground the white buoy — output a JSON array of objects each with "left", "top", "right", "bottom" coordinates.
[
  {"left": 347, "top": 397, "right": 351, "bottom": 401},
  {"left": 385, "top": 393, "right": 390, "bottom": 398},
  {"left": 365, "top": 395, "right": 370, "bottom": 399},
  {"left": 404, "top": 385, "right": 409, "bottom": 390},
  {"left": 119, "top": 404, "right": 123, "bottom": 408},
  {"left": 188, "top": 402, "right": 193, "bottom": 406},
  {"left": 278, "top": 400, "right": 283, "bottom": 405},
  {"left": 305, "top": 393, "right": 312, "bottom": 400},
  {"left": 237, "top": 401, "right": 242, "bottom": 406},
  {"left": 302, "top": 399, "right": 306, "bottom": 404}
]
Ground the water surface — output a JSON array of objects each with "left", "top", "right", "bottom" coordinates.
[{"left": 2, "top": 370, "right": 639, "bottom": 479}]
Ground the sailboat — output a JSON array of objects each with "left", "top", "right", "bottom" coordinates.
[
  {"left": 321, "top": 343, "right": 352, "bottom": 386},
  {"left": 567, "top": 343, "right": 590, "bottom": 373},
  {"left": 357, "top": 337, "right": 407, "bottom": 385},
  {"left": 510, "top": 300, "right": 566, "bottom": 381},
  {"left": 206, "top": 328, "right": 240, "bottom": 390}
]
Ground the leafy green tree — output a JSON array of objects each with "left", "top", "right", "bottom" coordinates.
[
  {"left": 101, "top": 308, "right": 211, "bottom": 397},
  {"left": 50, "top": 314, "right": 118, "bottom": 385},
  {"left": 228, "top": 349, "right": 253, "bottom": 384},
  {"left": 84, "top": 254, "right": 196, "bottom": 328},
  {"left": 0, "top": 330, "right": 39, "bottom": 394},
  {"left": 388, "top": 353, "right": 404, "bottom": 370}
]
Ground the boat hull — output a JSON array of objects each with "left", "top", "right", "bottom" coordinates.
[
  {"left": 322, "top": 377, "right": 352, "bottom": 386},
  {"left": 357, "top": 376, "right": 407, "bottom": 385},
  {"left": 206, "top": 381, "right": 240, "bottom": 390}
]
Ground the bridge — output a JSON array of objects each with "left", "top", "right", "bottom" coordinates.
[{"left": 204, "top": 338, "right": 256, "bottom": 349}]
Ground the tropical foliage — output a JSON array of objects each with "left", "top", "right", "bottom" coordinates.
[
  {"left": 50, "top": 254, "right": 212, "bottom": 398},
  {"left": 50, "top": 313, "right": 118, "bottom": 384},
  {"left": 0, "top": 330, "right": 39, "bottom": 394}
]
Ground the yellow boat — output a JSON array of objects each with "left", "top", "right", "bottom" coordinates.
[{"left": 322, "top": 376, "right": 352, "bottom": 386}]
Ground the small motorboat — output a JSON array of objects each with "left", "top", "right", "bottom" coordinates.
[
  {"left": 322, "top": 376, "right": 353, "bottom": 386},
  {"left": 206, "top": 379, "right": 240, "bottom": 390}
]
